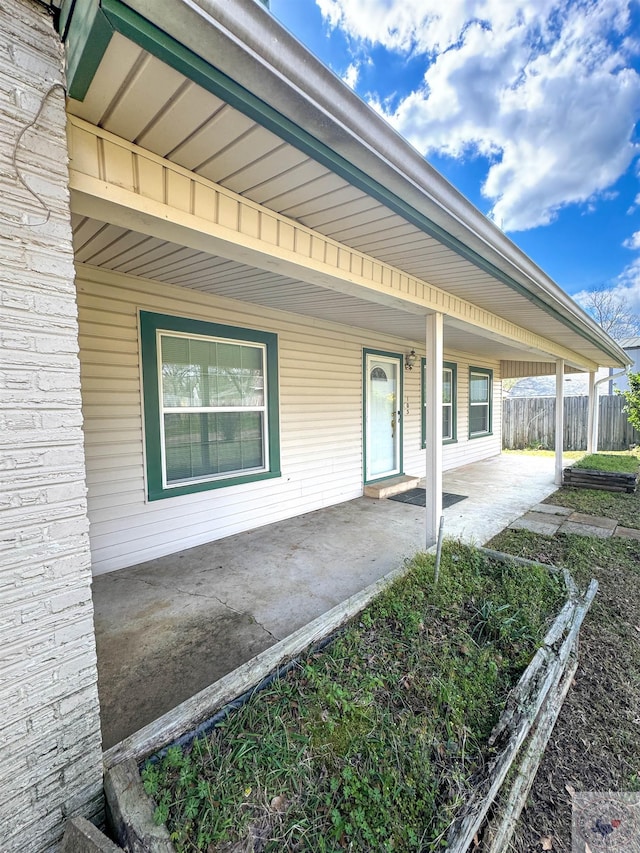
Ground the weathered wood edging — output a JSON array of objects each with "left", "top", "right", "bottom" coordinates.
[
  {"left": 446, "top": 550, "right": 597, "bottom": 852},
  {"left": 563, "top": 466, "right": 638, "bottom": 493}
]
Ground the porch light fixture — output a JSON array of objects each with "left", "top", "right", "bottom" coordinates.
[{"left": 405, "top": 350, "right": 417, "bottom": 371}]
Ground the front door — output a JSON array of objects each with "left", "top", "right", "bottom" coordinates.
[{"left": 364, "top": 351, "right": 402, "bottom": 482}]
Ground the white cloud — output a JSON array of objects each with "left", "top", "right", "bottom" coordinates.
[
  {"left": 342, "top": 61, "right": 360, "bottom": 89},
  {"left": 616, "top": 257, "right": 640, "bottom": 303},
  {"left": 315, "top": 0, "right": 640, "bottom": 231},
  {"left": 623, "top": 230, "right": 640, "bottom": 250},
  {"left": 315, "top": 0, "right": 555, "bottom": 55}
]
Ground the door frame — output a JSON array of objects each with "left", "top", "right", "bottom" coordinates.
[{"left": 363, "top": 348, "right": 404, "bottom": 484}]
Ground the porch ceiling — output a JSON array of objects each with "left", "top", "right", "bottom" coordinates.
[
  {"left": 71, "top": 215, "right": 570, "bottom": 363},
  {"left": 62, "top": 0, "right": 629, "bottom": 371}
]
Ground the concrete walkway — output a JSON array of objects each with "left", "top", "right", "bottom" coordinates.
[
  {"left": 92, "top": 453, "right": 569, "bottom": 749},
  {"left": 510, "top": 503, "right": 640, "bottom": 539}
]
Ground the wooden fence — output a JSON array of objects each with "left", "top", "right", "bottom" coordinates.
[{"left": 502, "top": 395, "right": 640, "bottom": 451}]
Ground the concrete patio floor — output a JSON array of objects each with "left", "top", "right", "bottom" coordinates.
[{"left": 93, "top": 452, "right": 567, "bottom": 749}]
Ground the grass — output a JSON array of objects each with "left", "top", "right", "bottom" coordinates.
[
  {"left": 502, "top": 448, "right": 584, "bottom": 460},
  {"left": 141, "top": 542, "right": 565, "bottom": 852},
  {"left": 486, "top": 525, "right": 640, "bottom": 851},
  {"left": 572, "top": 449, "right": 640, "bottom": 473}
]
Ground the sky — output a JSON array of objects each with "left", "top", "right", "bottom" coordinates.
[{"left": 269, "top": 0, "right": 640, "bottom": 321}]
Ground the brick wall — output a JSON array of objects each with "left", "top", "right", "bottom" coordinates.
[{"left": 0, "top": 1, "right": 103, "bottom": 849}]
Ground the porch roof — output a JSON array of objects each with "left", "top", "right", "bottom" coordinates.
[{"left": 59, "top": 0, "right": 630, "bottom": 371}]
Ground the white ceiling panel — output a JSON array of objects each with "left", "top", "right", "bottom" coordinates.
[
  {"left": 102, "top": 54, "right": 187, "bottom": 142},
  {"left": 164, "top": 103, "right": 247, "bottom": 170},
  {"left": 221, "top": 145, "right": 310, "bottom": 195},
  {"left": 135, "top": 83, "right": 227, "bottom": 156},
  {"left": 196, "top": 125, "right": 285, "bottom": 184}
]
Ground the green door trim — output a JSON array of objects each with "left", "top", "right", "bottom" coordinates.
[{"left": 363, "top": 348, "right": 403, "bottom": 485}]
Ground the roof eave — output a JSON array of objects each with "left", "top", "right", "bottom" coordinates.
[{"left": 63, "top": 0, "right": 629, "bottom": 369}]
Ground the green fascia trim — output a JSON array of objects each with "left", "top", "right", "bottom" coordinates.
[
  {"left": 468, "top": 366, "right": 493, "bottom": 440},
  {"left": 362, "top": 348, "right": 403, "bottom": 485},
  {"left": 63, "top": 0, "right": 616, "bottom": 362},
  {"left": 63, "top": 0, "right": 115, "bottom": 101},
  {"left": 140, "top": 311, "right": 281, "bottom": 502},
  {"left": 421, "top": 358, "right": 457, "bottom": 447}
]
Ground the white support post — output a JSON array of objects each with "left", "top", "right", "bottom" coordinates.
[
  {"left": 587, "top": 371, "right": 596, "bottom": 454},
  {"left": 425, "top": 313, "right": 443, "bottom": 547},
  {"left": 555, "top": 359, "right": 565, "bottom": 486}
]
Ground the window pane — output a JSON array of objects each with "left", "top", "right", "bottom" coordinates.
[
  {"left": 164, "top": 412, "right": 217, "bottom": 482},
  {"left": 161, "top": 335, "right": 265, "bottom": 409},
  {"left": 164, "top": 412, "right": 264, "bottom": 483},
  {"left": 214, "top": 342, "right": 264, "bottom": 407},
  {"left": 470, "top": 405, "right": 489, "bottom": 435},
  {"left": 161, "top": 336, "right": 202, "bottom": 407},
  {"left": 443, "top": 406, "right": 452, "bottom": 439},
  {"left": 470, "top": 374, "right": 489, "bottom": 403},
  {"left": 216, "top": 412, "right": 264, "bottom": 473},
  {"left": 442, "top": 369, "right": 452, "bottom": 404}
]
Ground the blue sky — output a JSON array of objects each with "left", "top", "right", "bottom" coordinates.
[{"left": 269, "top": 0, "right": 640, "bottom": 315}]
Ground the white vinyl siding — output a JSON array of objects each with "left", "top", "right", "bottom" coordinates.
[
  {"left": 404, "top": 355, "right": 501, "bottom": 477},
  {"left": 77, "top": 265, "right": 502, "bottom": 574},
  {"left": 79, "top": 266, "right": 365, "bottom": 573}
]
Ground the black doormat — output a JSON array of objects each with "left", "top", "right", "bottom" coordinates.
[{"left": 388, "top": 488, "right": 467, "bottom": 508}]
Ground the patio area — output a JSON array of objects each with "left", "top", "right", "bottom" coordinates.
[{"left": 92, "top": 452, "right": 567, "bottom": 749}]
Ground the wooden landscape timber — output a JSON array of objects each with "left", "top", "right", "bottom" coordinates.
[
  {"left": 562, "top": 466, "right": 638, "bottom": 493},
  {"left": 445, "top": 551, "right": 598, "bottom": 853}
]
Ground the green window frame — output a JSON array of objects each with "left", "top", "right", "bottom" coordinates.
[
  {"left": 468, "top": 367, "right": 493, "bottom": 438},
  {"left": 140, "top": 311, "right": 280, "bottom": 501},
  {"left": 421, "top": 359, "right": 458, "bottom": 447}
]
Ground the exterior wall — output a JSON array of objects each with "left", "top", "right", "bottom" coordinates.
[
  {"left": 77, "top": 265, "right": 501, "bottom": 575},
  {"left": 402, "top": 352, "right": 501, "bottom": 477},
  {"left": 0, "top": 3, "right": 103, "bottom": 850},
  {"left": 612, "top": 347, "right": 640, "bottom": 392}
]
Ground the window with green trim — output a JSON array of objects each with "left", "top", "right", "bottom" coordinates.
[
  {"left": 140, "top": 311, "right": 280, "bottom": 500},
  {"left": 469, "top": 367, "right": 493, "bottom": 437},
  {"left": 421, "top": 359, "right": 457, "bottom": 446}
]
